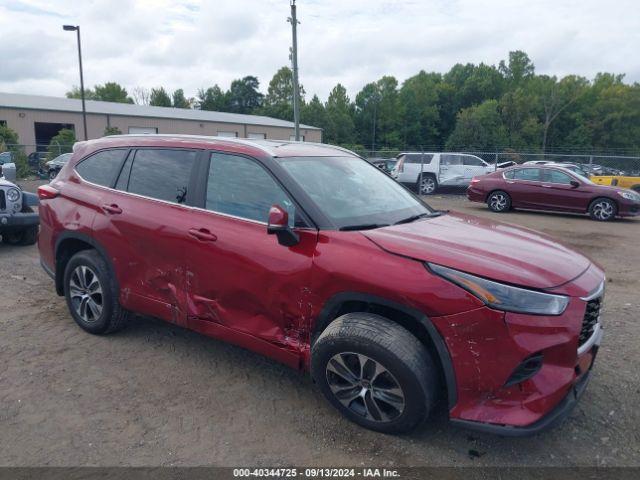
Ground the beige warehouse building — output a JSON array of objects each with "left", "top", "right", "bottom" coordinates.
[{"left": 0, "top": 92, "right": 322, "bottom": 153}]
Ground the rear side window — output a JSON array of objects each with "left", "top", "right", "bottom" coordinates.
[
  {"left": 441, "top": 154, "right": 462, "bottom": 166},
  {"left": 513, "top": 168, "right": 541, "bottom": 181},
  {"left": 206, "top": 152, "right": 294, "bottom": 224},
  {"left": 123, "top": 149, "right": 196, "bottom": 204},
  {"left": 76, "top": 149, "right": 127, "bottom": 187},
  {"left": 405, "top": 154, "right": 433, "bottom": 164}
]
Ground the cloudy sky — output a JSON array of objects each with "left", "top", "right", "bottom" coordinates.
[{"left": 1, "top": 0, "right": 638, "bottom": 102}]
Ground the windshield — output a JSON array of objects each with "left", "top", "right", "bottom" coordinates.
[
  {"left": 279, "top": 156, "right": 434, "bottom": 229},
  {"left": 565, "top": 167, "right": 595, "bottom": 184}
]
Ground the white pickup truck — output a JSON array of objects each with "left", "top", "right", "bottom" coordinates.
[{"left": 390, "top": 152, "right": 495, "bottom": 194}]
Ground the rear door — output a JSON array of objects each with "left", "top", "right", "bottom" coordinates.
[
  {"left": 183, "top": 151, "right": 317, "bottom": 366},
  {"left": 506, "top": 167, "right": 545, "bottom": 208},
  {"left": 439, "top": 154, "right": 466, "bottom": 186},
  {"left": 92, "top": 147, "right": 200, "bottom": 326},
  {"left": 462, "top": 154, "right": 492, "bottom": 182}
]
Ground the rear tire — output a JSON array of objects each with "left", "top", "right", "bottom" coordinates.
[
  {"left": 417, "top": 174, "right": 437, "bottom": 195},
  {"left": 311, "top": 313, "right": 438, "bottom": 434},
  {"left": 487, "top": 190, "right": 512, "bottom": 213},
  {"left": 1, "top": 225, "right": 38, "bottom": 246},
  {"left": 589, "top": 198, "right": 617, "bottom": 221},
  {"left": 48, "top": 169, "right": 57, "bottom": 180},
  {"left": 64, "top": 250, "right": 130, "bottom": 334}
]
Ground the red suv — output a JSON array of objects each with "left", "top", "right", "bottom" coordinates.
[{"left": 38, "top": 135, "right": 604, "bottom": 435}]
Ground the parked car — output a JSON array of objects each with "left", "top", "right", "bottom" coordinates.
[
  {"left": 467, "top": 164, "right": 640, "bottom": 221},
  {"left": 39, "top": 135, "right": 605, "bottom": 435},
  {"left": 0, "top": 171, "right": 39, "bottom": 245},
  {"left": 391, "top": 152, "right": 494, "bottom": 194},
  {"left": 28, "top": 151, "right": 48, "bottom": 169},
  {"left": 45, "top": 152, "right": 73, "bottom": 180},
  {"left": 369, "top": 157, "right": 397, "bottom": 174}
]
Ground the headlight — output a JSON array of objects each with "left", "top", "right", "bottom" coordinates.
[
  {"left": 617, "top": 190, "right": 640, "bottom": 201},
  {"left": 6, "top": 188, "right": 21, "bottom": 202},
  {"left": 428, "top": 263, "right": 569, "bottom": 315}
]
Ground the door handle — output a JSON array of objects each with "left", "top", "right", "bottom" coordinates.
[
  {"left": 102, "top": 203, "right": 122, "bottom": 214},
  {"left": 188, "top": 228, "right": 217, "bottom": 242}
]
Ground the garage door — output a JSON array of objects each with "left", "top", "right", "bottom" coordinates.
[{"left": 128, "top": 127, "right": 158, "bottom": 134}]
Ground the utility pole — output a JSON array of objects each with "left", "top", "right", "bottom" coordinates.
[
  {"left": 63, "top": 25, "right": 88, "bottom": 141},
  {"left": 288, "top": 1, "right": 301, "bottom": 141}
]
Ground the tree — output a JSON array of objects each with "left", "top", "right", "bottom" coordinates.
[
  {"left": 132, "top": 86, "right": 151, "bottom": 105},
  {"left": 149, "top": 87, "right": 172, "bottom": 107},
  {"left": 172, "top": 89, "right": 191, "bottom": 108},
  {"left": 0, "top": 125, "right": 29, "bottom": 177},
  {"left": 533, "top": 75, "right": 588, "bottom": 153},
  {"left": 324, "top": 84, "right": 355, "bottom": 144},
  {"left": 93, "top": 82, "right": 134, "bottom": 103},
  {"left": 301, "top": 94, "right": 328, "bottom": 132},
  {"left": 398, "top": 71, "right": 441, "bottom": 148},
  {"left": 196, "top": 85, "right": 229, "bottom": 111},
  {"left": 103, "top": 126, "right": 122, "bottom": 136},
  {"left": 446, "top": 100, "right": 508, "bottom": 151},
  {"left": 227, "top": 76, "right": 263, "bottom": 113},
  {"left": 499, "top": 88, "right": 542, "bottom": 150},
  {"left": 47, "top": 128, "right": 76, "bottom": 160},
  {"left": 499, "top": 50, "right": 535, "bottom": 87},
  {"left": 66, "top": 86, "right": 97, "bottom": 100},
  {"left": 261, "top": 66, "right": 305, "bottom": 120}
]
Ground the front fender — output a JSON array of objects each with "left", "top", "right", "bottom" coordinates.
[{"left": 22, "top": 191, "right": 39, "bottom": 207}]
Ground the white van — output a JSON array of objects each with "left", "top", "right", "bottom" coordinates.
[{"left": 391, "top": 152, "right": 494, "bottom": 194}]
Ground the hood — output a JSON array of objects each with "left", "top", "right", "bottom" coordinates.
[{"left": 362, "top": 212, "right": 591, "bottom": 289}]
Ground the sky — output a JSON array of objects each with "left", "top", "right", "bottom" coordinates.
[{"left": 0, "top": 0, "right": 639, "bottom": 102}]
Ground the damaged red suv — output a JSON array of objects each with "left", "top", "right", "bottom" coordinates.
[{"left": 38, "top": 135, "right": 604, "bottom": 434}]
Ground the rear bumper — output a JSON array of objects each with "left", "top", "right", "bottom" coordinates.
[
  {"left": 451, "top": 363, "right": 593, "bottom": 436},
  {"left": 466, "top": 186, "right": 485, "bottom": 202}
]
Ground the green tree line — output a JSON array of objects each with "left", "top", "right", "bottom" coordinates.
[{"left": 65, "top": 51, "right": 640, "bottom": 154}]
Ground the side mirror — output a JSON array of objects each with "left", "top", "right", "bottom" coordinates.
[
  {"left": 267, "top": 204, "right": 299, "bottom": 247},
  {"left": 570, "top": 180, "right": 580, "bottom": 188}
]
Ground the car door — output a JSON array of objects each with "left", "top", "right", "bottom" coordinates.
[
  {"left": 462, "top": 154, "right": 492, "bottom": 183},
  {"left": 91, "top": 147, "right": 201, "bottom": 327},
  {"left": 505, "top": 167, "right": 545, "bottom": 208},
  {"left": 183, "top": 151, "right": 317, "bottom": 366},
  {"left": 538, "top": 168, "right": 592, "bottom": 212},
  {"left": 439, "top": 154, "right": 465, "bottom": 186}
]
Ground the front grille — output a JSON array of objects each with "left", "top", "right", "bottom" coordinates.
[
  {"left": 0, "top": 190, "right": 6, "bottom": 211},
  {"left": 580, "top": 297, "right": 601, "bottom": 346}
]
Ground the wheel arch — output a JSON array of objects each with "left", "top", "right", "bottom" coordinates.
[
  {"left": 588, "top": 195, "right": 619, "bottom": 212},
  {"left": 312, "top": 291, "right": 457, "bottom": 410},
  {"left": 54, "top": 232, "right": 118, "bottom": 297},
  {"left": 485, "top": 188, "right": 510, "bottom": 203}
]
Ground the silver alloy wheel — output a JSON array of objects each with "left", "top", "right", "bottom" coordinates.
[
  {"left": 592, "top": 200, "right": 614, "bottom": 220},
  {"left": 490, "top": 193, "right": 508, "bottom": 211},
  {"left": 325, "top": 352, "right": 405, "bottom": 423},
  {"left": 69, "top": 265, "right": 103, "bottom": 323},
  {"left": 49, "top": 170, "right": 57, "bottom": 180},
  {"left": 420, "top": 176, "right": 436, "bottom": 195}
]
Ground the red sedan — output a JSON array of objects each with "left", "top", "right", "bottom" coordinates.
[{"left": 467, "top": 165, "right": 640, "bottom": 221}]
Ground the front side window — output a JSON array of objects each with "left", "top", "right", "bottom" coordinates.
[
  {"left": 513, "top": 168, "right": 541, "bottom": 181},
  {"left": 544, "top": 169, "right": 573, "bottom": 185},
  {"left": 125, "top": 149, "right": 196, "bottom": 204},
  {"left": 463, "top": 155, "right": 485, "bottom": 166},
  {"left": 280, "top": 156, "right": 433, "bottom": 229},
  {"left": 206, "top": 152, "right": 295, "bottom": 225},
  {"left": 76, "top": 149, "right": 128, "bottom": 187}
]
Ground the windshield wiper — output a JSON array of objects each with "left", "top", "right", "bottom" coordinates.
[
  {"left": 339, "top": 223, "right": 389, "bottom": 231},
  {"left": 393, "top": 211, "right": 443, "bottom": 225}
]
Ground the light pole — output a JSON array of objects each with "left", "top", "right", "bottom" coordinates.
[
  {"left": 288, "top": 1, "right": 301, "bottom": 141},
  {"left": 63, "top": 25, "right": 88, "bottom": 141}
]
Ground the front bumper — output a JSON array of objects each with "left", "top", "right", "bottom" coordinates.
[
  {"left": 0, "top": 212, "right": 40, "bottom": 230},
  {"left": 618, "top": 200, "right": 640, "bottom": 217},
  {"left": 451, "top": 360, "right": 595, "bottom": 436}
]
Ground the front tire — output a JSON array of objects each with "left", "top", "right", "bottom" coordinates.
[
  {"left": 48, "top": 169, "right": 58, "bottom": 180},
  {"left": 589, "top": 198, "right": 617, "bottom": 221},
  {"left": 417, "top": 174, "right": 437, "bottom": 195},
  {"left": 487, "top": 190, "right": 512, "bottom": 213},
  {"left": 311, "top": 313, "right": 438, "bottom": 434},
  {"left": 1, "top": 225, "right": 38, "bottom": 246},
  {"left": 64, "top": 250, "right": 130, "bottom": 334}
]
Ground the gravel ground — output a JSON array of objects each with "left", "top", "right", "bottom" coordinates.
[{"left": 0, "top": 180, "right": 639, "bottom": 467}]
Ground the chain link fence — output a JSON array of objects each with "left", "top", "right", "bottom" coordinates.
[
  {"left": 0, "top": 144, "right": 73, "bottom": 179},
  {"left": 360, "top": 147, "right": 640, "bottom": 176}
]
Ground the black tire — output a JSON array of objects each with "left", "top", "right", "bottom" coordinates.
[
  {"left": 1, "top": 231, "right": 24, "bottom": 245},
  {"left": 48, "top": 169, "right": 57, "bottom": 180},
  {"left": 311, "top": 313, "right": 438, "bottom": 434},
  {"left": 64, "top": 250, "right": 130, "bottom": 334},
  {"left": 417, "top": 174, "right": 438, "bottom": 195},
  {"left": 589, "top": 197, "right": 617, "bottom": 221},
  {"left": 487, "top": 190, "right": 512, "bottom": 213}
]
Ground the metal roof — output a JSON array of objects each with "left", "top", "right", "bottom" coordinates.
[{"left": 0, "top": 92, "right": 320, "bottom": 130}]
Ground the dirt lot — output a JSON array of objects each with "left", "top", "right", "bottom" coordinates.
[{"left": 1, "top": 180, "right": 639, "bottom": 467}]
